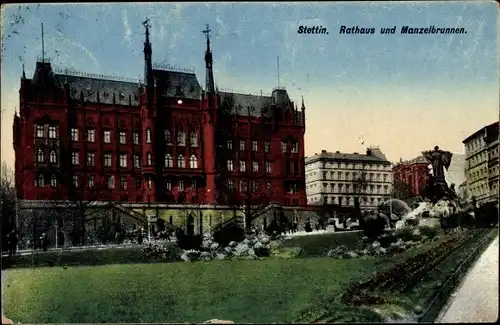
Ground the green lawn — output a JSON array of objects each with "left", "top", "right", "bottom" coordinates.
[{"left": 4, "top": 257, "right": 393, "bottom": 324}]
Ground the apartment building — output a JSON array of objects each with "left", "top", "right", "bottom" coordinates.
[
  {"left": 305, "top": 147, "right": 393, "bottom": 210},
  {"left": 463, "top": 121, "right": 498, "bottom": 205},
  {"left": 486, "top": 123, "right": 499, "bottom": 202}
]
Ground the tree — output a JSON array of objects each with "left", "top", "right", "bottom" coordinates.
[
  {"left": 1, "top": 162, "right": 16, "bottom": 252},
  {"left": 391, "top": 180, "right": 413, "bottom": 201},
  {"left": 214, "top": 96, "right": 275, "bottom": 233}
]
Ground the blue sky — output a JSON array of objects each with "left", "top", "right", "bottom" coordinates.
[{"left": 1, "top": 2, "right": 498, "bottom": 166}]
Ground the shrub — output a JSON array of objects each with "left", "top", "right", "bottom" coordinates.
[
  {"left": 270, "top": 247, "right": 303, "bottom": 259},
  {"left": 265, "top": 218, "right": 282, "bottom": 237},
  {"left": 175, "top": 228, "right": 203, "bottom": 250},
  {"left": 304, "top": 220, "right": 313, "bottom": 233},
  {"left": 362, "top": 216, "right": 386, "bottom": 239},
  {"left": 418, "top": 225, "right": 440, "bottom": 238},
  {"left": 394, "top": 227, "right": 415, "bottom": 242},
  {"left": 213, "top": 224, "right": 245, "bottom": 247}
]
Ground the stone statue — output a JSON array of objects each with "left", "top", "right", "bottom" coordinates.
[
  {"left": 422, "top": 146, "right": 455, "bottom": 202},
  {"left": 422, "top": 146, "right": 453, "bottom": 182}
]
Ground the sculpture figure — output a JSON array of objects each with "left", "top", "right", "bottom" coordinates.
[{"left": 422, "top": 146, "right": 456, "bottom": 202}]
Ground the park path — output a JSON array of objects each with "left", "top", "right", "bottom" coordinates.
[{"left": 436, "top": 235, "right": 499, "bottom": 323}]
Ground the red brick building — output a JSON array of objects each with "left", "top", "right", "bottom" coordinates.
[
  {"left": 392, "top": 156, "right": 429, "bottom": 198},
  {"left": 13, "top": 23, "right": 306, "bottom": 206}
]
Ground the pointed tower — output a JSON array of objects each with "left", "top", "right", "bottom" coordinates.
[
  {"left": 143, "top": 18, "right": 153, "bottom": 88},
  {"left": 201, "top": 24, "right": 217, "bottom": 204}
]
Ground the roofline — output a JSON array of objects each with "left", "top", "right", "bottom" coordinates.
[
  {"left": 304, "top": 154, "right": 391, "bottom": 166},
  {"left": 462, "top": 121, "right": 499, "bottom": 144}
]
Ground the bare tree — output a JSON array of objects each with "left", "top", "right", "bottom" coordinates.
[
  {"left": 1, "top": 162, "right": 17, "bottom": 252},
  {"left": 214, "top": 95, "right": 274, "bottom": 233}
]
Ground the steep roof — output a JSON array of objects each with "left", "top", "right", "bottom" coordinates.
[
  {"left": 219, "top": 92, "right": 273, "bottom": 117},
  {"left": 153, "top": 69, "right": 202, "bottom": 100},
  {"left": 55, "top": 74, "right": 140, "bottom": 106}
]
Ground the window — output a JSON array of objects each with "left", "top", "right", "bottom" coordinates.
[
  {"left": 178, "top": 180, "right": 184, "bottom": 191},
  {"left": 165, "top": 180, "right": 172, "bottom": 191},
  {"left": 146, "top": 128, "right": 152, "bottom": 143},
  {"left": 292, "top": 142, "right": 298, "bottom": 153},
  {"left": 164, "top": 130, "right": 171, "bottom": 144},
  {"left": 147, "top": 152, "right": 152, "bottom": 166},
  {"left": 266, "top": 161, "right": 271, "bottom": 173},
  {"left": 103, "top": 130, "right": 111, "bottom": 143},
  {"left": 72, "top": 152, "right": 79, "bottom": 165},
  {"left": 265, "top": 141, "right": 271, "bottom": 152},
  {"left": 240, "top": 181, "right": 248, "bottom": 192},
  {"left": 87, "top": 152, "right": 95, "bottom": 167},
  {"left": 165, "top": 153, "right": 173, "bottom": 167},
  {"left": 134, "top": 154, "right": 141, "bottom": 168},
  {"left": 88, "top": 175, "right": 95, "bottom": 188},
  {"left": 266, "top": 181, "right": 272, "bottom": 193},
  {"left": 73, "top": 175, "right": 79, "bottom": 188},
  {"left": 190, "top": 132, "right": 198, "bottom": 147},
  {"left": 227, "top": 160, "right": 234, "bottom": 171},
  {"left": 71, "top": 128, "right": 79, "bottom": 142},
  {"left": 252, "top": 141, "right": 258, "bottom": 151},
  {"left": 48, "top": 126, "right": 57, "bottom": 139},
  {"left": 49, "top": 150, "right": 57, "bottom": 163},
  {"left": 281, "top": 142, "right": 287, "bottom": 153},
  {"left": 107, "top": 176, "right": 115, "bottom": 189},
  {"left": 177, "top": 131, "right": 185, "bottom": 146},
  {"left": 239, "top": 140, "right": 245, "bottom": 151},
  {"left": 50, "top": 175, "right": 57, "bottom": 187},
  {"left": 35, "top": 125, "right": 44, "bottom": 138},
  {"left": 192, "top": 180, "right": 197, "bottom": 191},
  {"left": 190, "top": 155, "right": 198, "bottom": 168},
  {"left": 36, "top": 149, "right": 44, "bottom": 163},
  {"left": 177, "top": 155, "right": 185, "bottom": 168},
  {"left": 104, "top": 153, "right": 112, "bottom": 167},
  {"left": 120, "top": 176, "right": 127, "bottom": 190},
  {"left": 120, "top": 154, "right": 127, "bottom": 168},
  {"left": 227, "top": 140, "right": 233, "bottom": 150},
  {"left": 252, "top": 181, "right": 259, "bottom": 192},
  {"left": 239, "top": 161, "right": 246, "bottom": 172},
  {"left": 228, "top": 180, "right": 234, "bottom": 190},
  {"left": 87, "top": 129, "right": 95, "bottom": 142},
  {"left": 252, "top": 161, "right": 259, "bottom": 172},
  {"left": 133, "top": 132, "right": 140, "bottom": 144},
  {"left": 119, "top": 132, "right": 126, "bottom": 144},
  {"left": 37, "top": 174, "right": 45, "bottom": 187},
  {"left": 136, "top": 176, "right": 142, "bottom": 189}
]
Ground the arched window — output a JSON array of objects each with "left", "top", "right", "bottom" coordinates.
[
  {"left": 177, "top": 155, "right": 185, "bottom": 168},
  {"left": 147, "top": 152, "right": 152, "bottom": 166},
  {"left": 146, "top": 128, "right": 152, "bottom": 143},
  {"left": 36, "top": 149, "right": 44, "bottom": 162},
  {"left": 50, "top": 175, "right": 57, "bottom": 187},
  {"left": 38, "top": 174, "right": 45, "bottom": 187},
  {"left": 190, "top": 155, "right": 198, "bottom": 169},
  {"left": 190, "top": 132, "right": 198, "bottom": 147},
  {"left": 177, "top": 130, "right": 185, "bottom": 146},
  {"left": 165, "top": 153, "right": 173, "bottom": 167},
  {"left": 165, "top": 130, "right": 171, "bottom": 144},
  {"left": 49, "top": 150, "right": 57, "bottom": 163}
]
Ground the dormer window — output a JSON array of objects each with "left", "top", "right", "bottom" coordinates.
[
  {"left": 87, "top": 90, "right": 93, "bottom": 96},
  {"left": 103, "top": 92, "right": 109, "bottom": 98},
  {"left": 120, "top": 93, "right": 125, "bottom": 100}
]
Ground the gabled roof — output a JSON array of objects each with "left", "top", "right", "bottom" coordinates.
[
  {"left": 219, "top": 92, "right": 273, "bottom": 117},
  {"left": 153, "top": 69, "right": 202, "bottom": 100}
]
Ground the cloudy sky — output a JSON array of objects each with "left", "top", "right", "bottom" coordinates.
[{"left": 1, "top": 2, "right": 497, "bottom": 167}]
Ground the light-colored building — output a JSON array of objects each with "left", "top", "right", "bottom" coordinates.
[
  {"left": 305, "top": 147, "right": 392, "bottom": 210},
  {"left": 486, "top": 123, "right": 499, "bottom": 202},
  {"left": 463, "top": 122, "right": 498, "bottom": 205},
  {"left": 445, "top": 153, "right": 466, "bottom": 189}
]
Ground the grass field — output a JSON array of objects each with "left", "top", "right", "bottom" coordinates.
[{"left": 4, "top": 257, "right": 394, "bottom": 324}]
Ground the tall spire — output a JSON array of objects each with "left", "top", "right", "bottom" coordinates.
[
  {"left": 22, "top": 64, "right": 26, "bottom": 79},
  {"left": 203, "top": 24, "right": 215, "bottom": 94},
  {"left": 301, "top": 95, "right": 305, "bottom": 111},
  {"left": 143, "top": 18, "right": 153, "bottom": 88},
  {"left": 41, "top": 23, "right": 45, "bottom": 63}
]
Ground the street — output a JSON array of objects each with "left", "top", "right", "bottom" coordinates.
[{"left": 436, "top": 235, "right": 499, "bottom": 323}]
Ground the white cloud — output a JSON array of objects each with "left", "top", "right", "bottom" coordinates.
[{"left": 122, "top": 9, "right": 132, "bottom": 46}]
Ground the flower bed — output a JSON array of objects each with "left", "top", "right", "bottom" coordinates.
[{"left": 341, "top": 229, "right": 487, "bottom": 306}]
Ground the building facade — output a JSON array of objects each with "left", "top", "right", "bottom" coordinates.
[
  {"left": 486, "top": 122, "right": 499, "bottom": 202},
  {"left": 305, "top": 148, "right": 393, "bottom": 210},
  {"left": 12, "top": 23, "right": 307, "bottom": 207},
  {"left": 392, "top": 156, "right": 429, "bottom": 198},
  {"left": 463, "top": 121, "right": 498, "bottom": 205}
]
